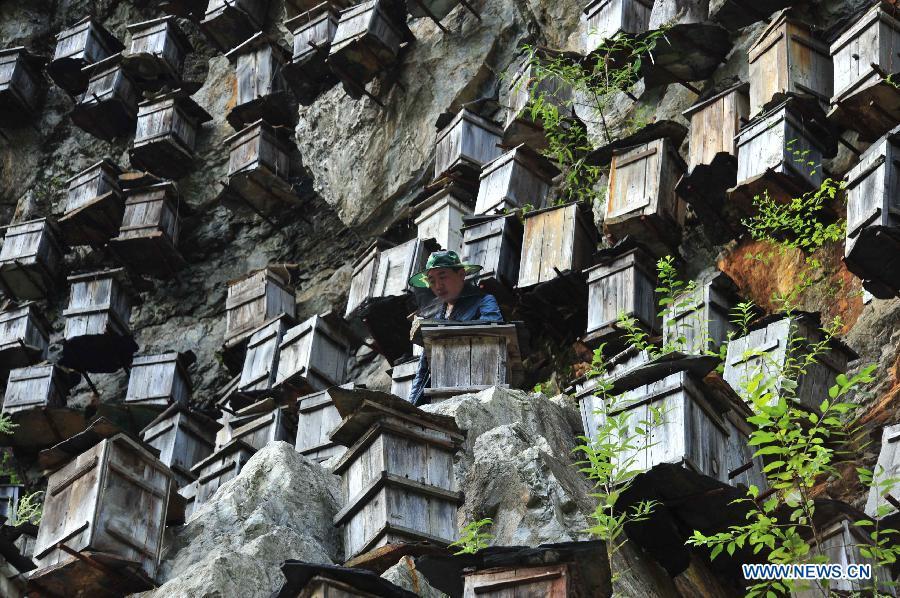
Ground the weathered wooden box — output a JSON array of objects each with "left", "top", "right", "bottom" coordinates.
[
  {"left": 295, "top": 385, "right": 352, "bottom": 463},
  {"left": 583, "top": 243, "right": 660, "bottom": 348},
  {"left": 389, "top": 357, "right": 419, "bottom": 401},
  {"left": 238, "top": 314, "right": 294, "bottom": 396},
  {"left": 48, "top": 17, "right": 123, "bottom": 95},
  {"left": 605, "top": 138, "right": 685, "bottom": 255},
  {"left": 474, "top": 145, "right": 559, "bottom": 215},
  {"left": 275, "top": 314, "right": 349, "bottom": 397},
  {"left": 344, "top": 238, "right": 430, "bottom": 319},
  {"left": 748, "top": 10, "right": 832, "bottom": 115},
  {"left": 461, "top": 213, "right": 523, "bottom": 291},
  {"left": 844, "top": 127, "right": 900, "bottom": 297},
  {"left": 32, "top": 434, "right": 173, "bottom": 582},
  {"left": 71, "top": 54, "right": 139, "bottom": 141},
  {"left": 130, "top": 92, "right": 212, "bottom": 180},
  {"left": 224, "top": 120, "right": 300, "bottom": 213},
  {"left": 140, "top": 404, "right": 219, "bottom": 488},
  {"left": 421, "top": 322, "right": 523, "bottom": 401},
  {"left": 463, "top": 563, "right": 575, "bottom": 597},
  {"left": 794, "top": 510, "right": 897, "bottom": 598},
  {"left": 328, "top": 0, "right": 409, "bottom": 98},
  {"left": 0, "top": 48, "right": 45, "bottom": 128},
  {"left": 220, "top": 407, "right": 295, "bottom": 452},
  {"left": 504, "top": 49, "right": 576, "bottom": 150},
  {"left": 225, "top": 33, "right": 295, "bottom": 129},
  {"left": 828, "top": 2, "right": 900, "bottom": 142},
  {"left": 578, "top": 369, "right": 760, "bottom": 487},
  {"left": 0, "top": 364, "right": 83, "bottom": 448},
  {"left": 123, "top": 16, "right": 192, "bottom": 87},
  {"left": 200, "top": 0, "right": 269, "bottom": 52},
  {"left": 865, "top": 423, "right": 900, "bottom": 519},
  {"left": 284, "top": 3, "right": 344, "bottom": 104},
  {"left": 0, "top": 304, "right": 49, "bottom": 369},
  {"left": 581, "top": 0, "right": 652, "bottom": 54},
  {"left": 125, "top": 352, "right": 192, "bottom": 409},
  {"left": 190, "top": 440, "right": 256, "bottom": 507},
  {"left": 225, "top": 265, "right": 295, "bottom": 347},
  {"left": 0, "top": 218, "right": 64, "bottom": 301},
  {"left": 518, "top": 202, "right": 597, "bottom": 289},
  {"left": 723, "top": 314, "right": 855, "bottom": 411},
  {"left": 108, "top": 181, "right": 186, "bottom": 278},
  {"left": 434, "top": 109, "right": 503, "bottom": 183},
  {"left": 331, "top": 395, "right": 464, "bottom": 559},
  {"left": 60, "top": 270, "right": 138, "bottom": 373},
  {"left": 683, "top": 83, "right": 750, "bottom": 171},
  {"left": 731, "top": 100, "right": 828, "bottom": 208},
  {"left": 274, "top": 561, "right": 419, "bottom": 597},
  {"left": 663, "top": 270, "right": 740, "bottom": 355},
  {"left": 413, "top": 185, "right": 472, "bottom": 255},
  {"left": 58, "top": 159, "right": 126, "bottom": 247}
]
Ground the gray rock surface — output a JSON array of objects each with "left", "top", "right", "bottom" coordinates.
[
  {"left": 136, "top": 442, "right": 342, "bottom": 598},
  {"left": 382, "top": 556, "right": 446, "bottom": 598}
]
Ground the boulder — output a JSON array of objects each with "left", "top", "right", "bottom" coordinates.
[{"left": 135, "top": 442, "right": 342, "bottom": 598}]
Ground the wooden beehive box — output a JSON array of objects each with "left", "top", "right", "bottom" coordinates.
[
  {"left": 865, "top": 423, "right": 900, "bottom": 519},
  {"left": 582, "top": 243, "right": 660, "bottom": 349},
  {"left": 434, "top": 108, "right": 503, "bottom": 183},
  {"left": 58, "top": 159, "right": 125, "bottom": 247},
  {"left": 748, "top": 10, "right": 832, "bottom": 116},
  {"left": 60, "top": 269, "right": 138, "bottom": 373},
  {"left": 605, "top": 138, "right": 685, "bottom": 256},
  {"left": 794, "top": 509, "right": 897, "bottom": 598},
  {"left": 200, "top": 0, "right": 269, "bottom": 52},
  {"left": 474, "top": 145, "right": 559, "bottom": 215},
  {"left": 0, "top": 304, "right": 49, "bottom": 369},
  {"left": 71, "top": 54, "right": 139, "bottom": 141},
  {"left": 330, "top": 391, "right": 464, "bottom": 559},
  {"left": 731, "top": 100, "right": 829, "bottom": 209},
  {"left": 31, "top": 434, "right": 173, "bottom": 591},
  {"left": 723, "top": 313, "right": 855, "bottom": 411},
  {"left": 295, "top": 385, "right": 353, "bottom": 463},
  {"left": 225, "top": 34, "right": 295, "bottom": 129},
  {"left": 0, "top": 218, "right": 64, "bottom": 301},
  {"left": 224, "top": 120, "right": 300, "bottom": 214},
  {"left": 47, "top": 17, "right": 123, "bottom": 95},
  {"left": 518, "top": 202, "right": 597, "bottom": 290},
  {"left": 683, "top": 83, "right": 750, "bottom": 171},
  {"left": 0, "top": 47, "right": 45, "bottom": 128},
  {"left": 421, "top": 322, "right": 523, "bottom": 401},
  {"left": 225, "top": 265, "right": 295, "bottom": 347},
  {"left": 125, "top": 352, "right": 192, "bottom": 409},
  {"left": 463, "top": 563, "right": 574, "bottom": 597},
  {"left": 109, "top": 181, "right": 186, "bottom": 278},
  {"left": 220, "top": 407, "right": 295, "bottom": 452},
  {"left": 461, "top": 213, "right": 523, "bottom": 291},
  {"left": 327, "top": 0, "right": 409, "bottom": 99},
  {"left": 190, "top": 439, "right": 256, "bottom": 508},
  {"left": 828, "top": 2, "right": 900, "bottom": 142},
  {"left": 130, "top": 92, "right": 212, "bottom": 180},
  {"left": 238, "top": 314, "right": 294, "bottom": 397},
  {"left": 504, "top": 49, "right": 577, "bottom": 150},
  {"left": 123, "top": 16, "right": 192, "bottom": 87},
  {"left": 344, "top": 238, "right": 430, "bottom": 319},
  {"left": 0, "top": 364, "right": 83, "bottom": 449},
  {"left": 284, "top": 3, "right": 344, "bottom": 104},
  {"left": 580, "top": 0, "right": 652, "bottom": 54},
  {"left": 663, "top": 270, "right": 740, "bottom": 355},
  {"left": 140, "top": 404, "right": 219, "bottom": 488},
  {"left": 844, "top": 126, "right": 900, "bottom": 298},
  {"left": 275, "top": 314, "right": 349, "bottom": 397},
  {"left": 413, "top": 185, "right": 472, "bottom": 255},
  {"left": 389, "top": 357, "right": 419, "bottom": 401}
]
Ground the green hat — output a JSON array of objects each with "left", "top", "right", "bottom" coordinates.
[{"left": 408, "top": 250, "right": 482, "bottom": 288}]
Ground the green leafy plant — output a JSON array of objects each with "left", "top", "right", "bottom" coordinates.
[
  {"left": 450, "top": 518, "right": 494, "bottom": 554},
  {"left": 9, "top": 490, "right": 43, "bottom": 527},
  {"left": 0, "top": 413, "right": 18, "bottom": 435}
]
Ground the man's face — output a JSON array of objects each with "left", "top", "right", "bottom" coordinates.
[{"left": 426, "top": 267, "right": 466, "bottom": 302}]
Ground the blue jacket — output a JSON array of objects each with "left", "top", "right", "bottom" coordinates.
[{"left": 408, "top": 287, "right": 503, "bottom": 405}]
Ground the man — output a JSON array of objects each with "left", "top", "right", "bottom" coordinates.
[{"left": 406, "top": 250, "right": 503, "bottom": 405}]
